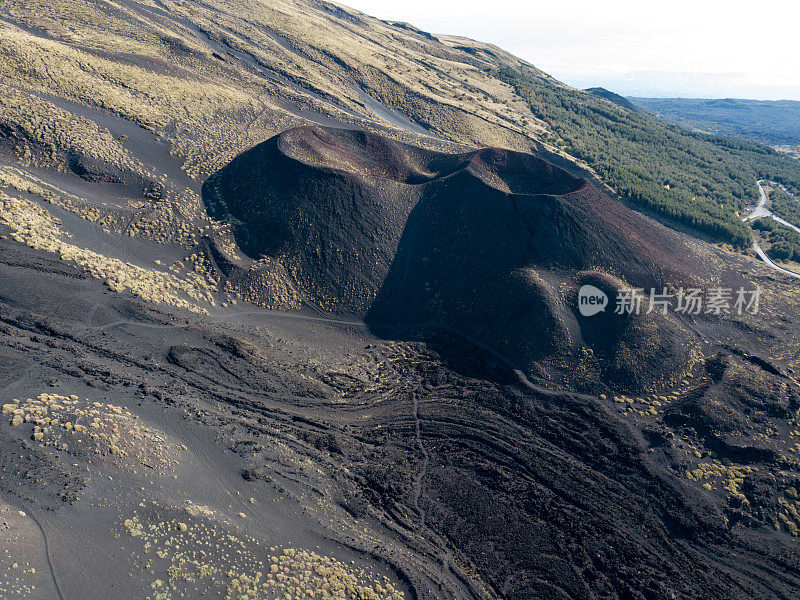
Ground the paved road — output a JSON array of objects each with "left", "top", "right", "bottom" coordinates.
[
  {"left": 743, "top": 180, "right": 771, "bottom": 221},
  {"left": 742, "top": 180, "right": 800, "bottom": 278},
  {"left": 752, "top": 241, "right": 800, "bottom": 279},
  {"left": 743, "top": 180, "right": 800, "bottom": 233}
]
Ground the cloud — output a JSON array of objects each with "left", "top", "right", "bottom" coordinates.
[{"left": 345, "top": 0, "right": 800, "bottom": 100}]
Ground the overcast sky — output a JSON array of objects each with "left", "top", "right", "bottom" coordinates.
[{"left": 343, "top": 0, "right": 800, "bottom": 100}]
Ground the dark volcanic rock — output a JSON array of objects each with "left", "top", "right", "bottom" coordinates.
[{"left": 204, "top": 125, "right": 704, "bottom": 390}]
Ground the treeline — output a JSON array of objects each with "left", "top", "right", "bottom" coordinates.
[
  {"left": 751, "top": 218, "right": 800, "bottom": 262},
  {"left": 771, "top": 188, "right": 800, "bottom": 229},
  {"left": 495, "top": 67, "right": 800, "bottom": 248}
]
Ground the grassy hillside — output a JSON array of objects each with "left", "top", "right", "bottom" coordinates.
[
  {"left": 771, "top": 187, "right": 800, "bottom": 229},
  {"left": 751, "top": 217, "right": 800, "bottom": 262},
  {"left": 3, "top": 0, "right": 800, "bottom": 256}
]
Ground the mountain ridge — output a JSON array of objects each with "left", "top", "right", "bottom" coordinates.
[{"left": 2, "top": 2, "right": 800, "bottom": 600}]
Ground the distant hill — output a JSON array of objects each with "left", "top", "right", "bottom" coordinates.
[
  {"left": 497, "top": 68, "right": 800, "bottom": 247},
  {"left": 629, "top": 97, "right": 800, "bottom": 151},
  {"left": 584, "top": 87, "right": 641, "bottom": 112}
]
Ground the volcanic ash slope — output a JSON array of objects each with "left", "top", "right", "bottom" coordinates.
[{"left": 204, "top": 125, "right": 707, "bottom": 391}]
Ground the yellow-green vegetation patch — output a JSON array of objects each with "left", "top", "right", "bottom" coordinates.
[
  {"left": 686, "top": 460, "right": 757, "bottom": 504},
  {"left": 0, "top": 556, "right": 37, "bottom": 599},
  {"left": 0, "top": 165, "right": 130, "bottom": 231},
  {"left": 121, "top": 510, "right": 405, "bottom": 600},
  {"left": 0, "top": 193, "right": 216, "bottom": 312},
  {"left": 2, "top": 0, "right": 168, "bottom": 54},
  {"left": 2, "top": 393, "right": 181, "bottom": 473},
  {"left": 613, "top": 368, "right": 704, "bottom": 417},
  {"left": 777, "top": 486, "right": 800, "bottom": 536},
  {"left": 0, "top": 164, "right": 203, "bottom": 247},
  {"left": 0, "top": 19, "right": 271, "bottom": 182},
  {"left": 0, "top": 23, "right": 248, "bottom": 132},
  {"left": 0, "top": 86, "right": 143, "bottom": 174},
  {"left": 124, "top": 196, "right": 204, "bottom": 247}
]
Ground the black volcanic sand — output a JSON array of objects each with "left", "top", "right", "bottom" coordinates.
[
  {"left": 2, "top": 125, "right": 800, "bottom": 600},
  {"left": 204, "top": 126, "right": 712, "bottom": 392},
  {"left": 2, "top": 220, "right": 800, "bottom": 600},
  {"left": 0, "top": 241, "right": 423, "bottom": 600}
]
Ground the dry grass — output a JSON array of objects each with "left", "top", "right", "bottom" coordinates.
[
  {"left": 0, "top": 23, "right": 249, "bottom": 129},
  {"left": 0, "top": 192, "right": 217, "bottom": 312},
  {"left": 2, "top": 392, "right": 183, "bottom": 474},
  {"left": 121, "top": 508, "right": 405, "bottom": 600},
  {"left": 686, "top": 461, "right": 758, "bottom": 505},
  {"left": 0, "top": 85, "right": 142, "bottom": 172},
  {"left": 0, "top": 0, "right": 555, "bottom": 171}
]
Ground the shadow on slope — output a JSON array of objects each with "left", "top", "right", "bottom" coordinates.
[{"left": 203, "top": 125, "right": 705, "bottom": 391}]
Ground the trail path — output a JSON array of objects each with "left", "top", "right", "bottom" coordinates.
[
  {"left": 0, "top": 495, "right": 65, "bottom": 600},
  {"left": 411, "top": 392, "right": 430, "bottom": 528}
]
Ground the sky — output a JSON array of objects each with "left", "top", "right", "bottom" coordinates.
[{"left": 342, "top": 0, "right": 800, "bottom": 100}]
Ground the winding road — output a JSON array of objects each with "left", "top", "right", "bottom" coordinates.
[
  {"left": 752, "top": 243, "right": 800, "bottom": 279},
  {"left": 743, "top": 180, "right": 772, "bottom": 221},
  {"left": 742, "top": 180, "right": 800, "bottom": 279}
]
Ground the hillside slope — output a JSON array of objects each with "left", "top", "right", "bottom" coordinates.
[
  {"left": 2, "top": 2, "right": 800, "bottom": 600},
  {"left": 2, "top": 0, "right": 800, "bottom": 252}
]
